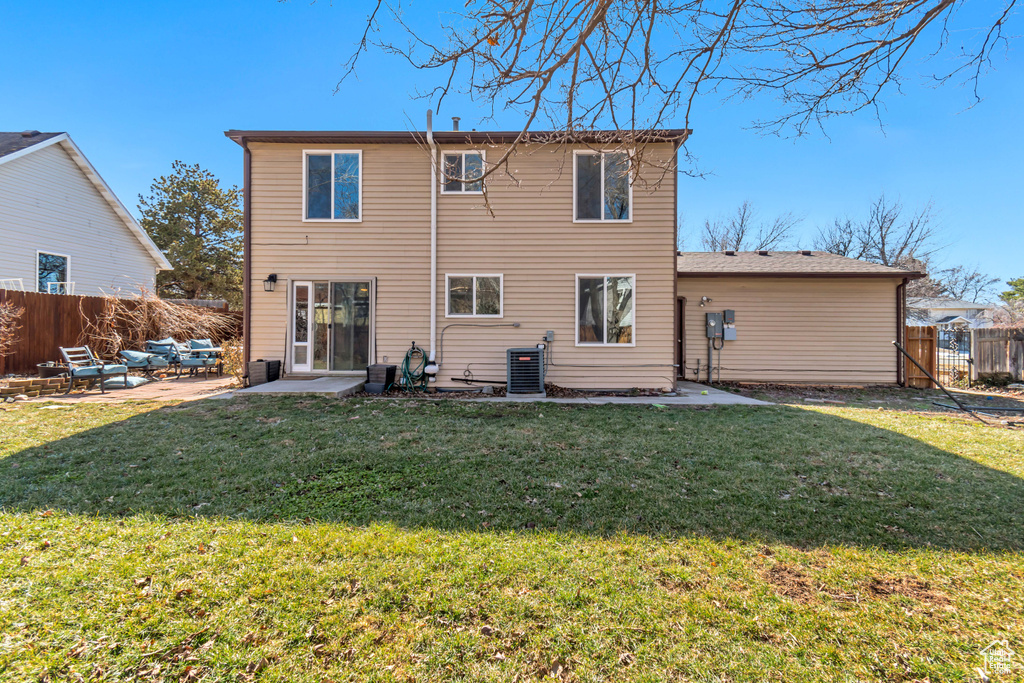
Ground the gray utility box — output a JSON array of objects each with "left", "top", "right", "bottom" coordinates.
[{"left": 507, "top": 347, "right": 545, "bottom": 395}]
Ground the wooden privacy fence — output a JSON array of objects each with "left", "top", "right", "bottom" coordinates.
[
  {"left": 973, "top": 328, "right": 1024, "bottom": 381},
  {"left": 0, "top": 290, "right": 241, "bottom": 376},
  {"left": 904, "top": 326, "right": 937, "bottom": 389}
]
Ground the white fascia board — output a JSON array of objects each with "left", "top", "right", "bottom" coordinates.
[{"left": 57, "top": 136, "right": 173, "bottom": 271}]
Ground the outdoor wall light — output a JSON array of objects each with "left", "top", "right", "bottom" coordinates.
[
  {"left": 263, "top": 274, "right": 278, "bottom": 292},
  {"left": 700, "top": 296, "right": 712, "bottom": 307}
]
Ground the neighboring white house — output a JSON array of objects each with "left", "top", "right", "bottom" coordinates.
[
  {"left": 0, "top": 131, "right": 171, "bottom": 296},
  {"left": 907, "top": 296, "right": 996, "bottom": 329}
]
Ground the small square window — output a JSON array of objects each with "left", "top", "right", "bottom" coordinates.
[
  {"left": 37, "top": 252, "right": 69, "bottom": 294},
  {"left": 442, "top": 152, "right": 485, "bottom": 193},
  {"left": 446, "top": 275, "right": 503, "bottom": 317}
]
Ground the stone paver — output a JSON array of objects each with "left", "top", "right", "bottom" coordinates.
[{"left": 19, "top": 375, "right": 236, "bottom": 404}]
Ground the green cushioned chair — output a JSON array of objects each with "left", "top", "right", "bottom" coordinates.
[
  {"left": 59, "top": 346, "right": 129, "bottom": 394},
  {"left": 119, "top": 350, "right": 170, "bottom": 375}
]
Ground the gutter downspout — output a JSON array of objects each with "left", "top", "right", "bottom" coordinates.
[
  {"left": 896, "top": 277, "right": 908, "bottom": 386},
  {"left": 427, "top": 111, "right": 438, "bottom": 366},
  {"left": 242, "top": 138, "right": 252, "bottom": 375}
]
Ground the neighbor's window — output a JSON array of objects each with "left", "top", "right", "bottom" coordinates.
[
  {"left": 447, "top": 275, "right": 502, "bottom": 317},
  {"left": 575, "top": 151, "right": 631, "bottom": 221},
  {"left": 305, "top": 151, "right": 361, "bottom": 220},
  {"left": 577, "top": 275, "right": 634, "bottom": 345},
  {"left": 37, "top": 252, "right": 68, "bottom": 293},
  {"left": 442, "top": 152, "right": 484, "bottom": 193}
]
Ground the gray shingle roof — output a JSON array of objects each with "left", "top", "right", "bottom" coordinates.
[
  {"left": 906, "top": 297, "right": 992, "bottom": 309},
  {"left": 0, "top": 131, "right": 64, "bottom": 159},
  {"left": 677, "top": 251, "right": 921, "bottom": 277}
]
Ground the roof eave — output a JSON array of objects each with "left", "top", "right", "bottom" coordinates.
[
  {"left": 676, "top": 270, "right": 924, "bottom": 279},
  {"left": 224, "top": 128, "right": 692, "bottom": 147}
]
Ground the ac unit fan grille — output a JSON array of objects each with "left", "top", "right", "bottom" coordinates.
[{"left": 507, "top": 348, "right": 545, "bottom": 394}]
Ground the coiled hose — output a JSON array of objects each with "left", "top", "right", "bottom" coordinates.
[{"left": 401, "top": 343, "right": 428, "bottom": 392}]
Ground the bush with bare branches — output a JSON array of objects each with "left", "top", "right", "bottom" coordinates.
[
  {"left": 79, "top": 291, "right": 238, "bottom": 359},
  {"left": 0, "top": 301, "right": 25, "bottom": 358}
]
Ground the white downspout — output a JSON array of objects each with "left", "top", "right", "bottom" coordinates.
[{"left": 427, "top": 110, "right": 439, "bottom": 367}]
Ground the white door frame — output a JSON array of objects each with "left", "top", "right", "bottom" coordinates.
[{"left": 289, "top": 280, "right": 314, "bottom": 373}]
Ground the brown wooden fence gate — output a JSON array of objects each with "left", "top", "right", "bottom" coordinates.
[{"left": 904, "top": 325, "right": 937, "bottom": 389}]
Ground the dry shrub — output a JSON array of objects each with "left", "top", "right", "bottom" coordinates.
[
  {"left": 0, "top": 301, "right": 25, "bottom": 357},
  {"left": 220, "top": 338, "right": 244, "bottom": 385},
  {"left": 79, "top": 290, "right": 238, "bottom": 358}
]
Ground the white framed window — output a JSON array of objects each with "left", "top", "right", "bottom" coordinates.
[
  {"left": 36, "top": 251, "right": 70, "bottom": 294},
  {"left": 446, "top": 274, "right": 503, "bottom": 317},
  {"left": 576, "top": 274, "right": 635, "bottom": 346},
  {"left": 303, "top": 150, "right": 362, "bottom": 221},
  {"left": 441, "top": 151, "right": 485, "bottom": 193},
  {"left": 573, "top": 150, "right": 632, "bottom": 222}
]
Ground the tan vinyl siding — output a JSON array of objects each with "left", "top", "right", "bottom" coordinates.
[
  {"left": 0, "top": 144, "right": 158, "bottom": 296},
  {"left": 247, "top": 141, "right": 677, "bottom": 389},
  {"left": 677, "top": 277, "right": 901, "bottom": 385}
]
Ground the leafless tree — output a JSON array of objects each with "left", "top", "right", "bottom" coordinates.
[
  {"left": 935, "top": 265, "right": 1000, "bottom": 302},
  {"left": 815, "top": 194, "right": 940, "bottom": 267},
  {"left": 699, "top": 201, "right": 799, "bottom": 251},
  {"left": 335, "top": 1, "right": 1015, "bottom": 167}
]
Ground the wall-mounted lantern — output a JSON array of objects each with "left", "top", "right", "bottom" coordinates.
[{"left": 263, "top": 274, "right": 278, "bottom": 292}]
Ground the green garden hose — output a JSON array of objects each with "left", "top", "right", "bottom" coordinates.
[{"left": 401, "top": 343, "right": 428, "bottom": 392}]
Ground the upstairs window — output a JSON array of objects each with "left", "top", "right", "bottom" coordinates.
[
  {"left": 574, "top": 151, "right": 631, "bottom": 221},
  {"left": 304, "top": 151, "right": 361, "bottom": 221},
  {"left": 442, "top": 152, "right": 484, "bottom": 193},
  {"left": 37, "top": 252, "right": 69, "bottom": 294},
  {"left": 446, "top": 274, "right": 502, "bottom": 317},
  {"left": 577, "top": 275, "right": 634, "bottom": 345}
]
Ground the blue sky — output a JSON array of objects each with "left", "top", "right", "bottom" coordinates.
[{"left": 1, "top": 1, "right": 1020, "bottom": 293}]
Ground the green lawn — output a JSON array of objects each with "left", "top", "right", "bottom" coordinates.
[{"left": 1, "top": 397, "right": 1022, "bottom": 681}]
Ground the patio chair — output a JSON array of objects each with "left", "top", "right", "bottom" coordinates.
[
  {"left": 186, "top": 342, "right": 224, "bottom": 378},
  {"left": 179, "top": 339, "right": 221, "bottom": 379},
  {"left": 145, "top": 337, "right": 188, "bottom": 372},
  {"left": 59, "top": 346, "right": 129, "bottom": 394},
  {"left": 119, "top": 349, "right": 171, "bottom": 376}
]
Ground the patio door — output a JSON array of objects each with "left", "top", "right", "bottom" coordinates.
[{"left": 291, "top": 279, "right": 372, "bottom": 373}]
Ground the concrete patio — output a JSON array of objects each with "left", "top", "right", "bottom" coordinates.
[{"left": 231, "top": 376, "right": 365, "bottom": 398}]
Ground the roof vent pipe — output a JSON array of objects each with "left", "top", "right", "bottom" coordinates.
[{"left": 452, "top": 116, "right": 460, "bottom": 131}]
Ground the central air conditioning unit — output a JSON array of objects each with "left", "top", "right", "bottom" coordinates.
[{"left": 507, "top": 347, "right": 545, "bottom": 395}]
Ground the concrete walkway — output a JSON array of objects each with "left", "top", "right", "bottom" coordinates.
[
  {"left": 216, "top": 379, "right": 768, "bottom": 406},
  {"left": 232, "top": 376, "right": 364, "bottom": 398},
  {"left": 468, "top": 382, "right": 769, "bottom": 406}
]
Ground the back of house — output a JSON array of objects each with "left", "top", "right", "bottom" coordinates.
[
  {"left": 0, "top": 131, "right": 170, "bottom": 296},
  {"left": 227, "top": 127, "right": 686, "bottom": 390}
]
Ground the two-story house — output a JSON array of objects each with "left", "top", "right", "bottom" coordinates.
[{"left": 226, "top": 124, "right": 687, "bottom": 390}]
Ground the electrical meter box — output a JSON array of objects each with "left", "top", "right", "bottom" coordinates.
[
  {"left": 705, "top": 312, "right": 723, "bottom": 339},
  {"left": 723, "top": 309, "right": 735, "bottom": 324}
]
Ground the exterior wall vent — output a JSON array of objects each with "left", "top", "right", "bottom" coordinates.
[{"left": 507, "top": 347, "right": 545, "bottom": 395}]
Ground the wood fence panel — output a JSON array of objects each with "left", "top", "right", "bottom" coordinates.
[
  {"left": 1, "top": 291, "right": 242, "bottom": 376},
  {"left": 973, "top": 328, "right": 1024, "bottom": 381},
  {"left": 904, "top": 326, "right": 936, "bottom": 389}
]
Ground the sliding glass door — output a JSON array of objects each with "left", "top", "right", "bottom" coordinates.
[{"left": 290, "top": 280, "right": 371, "bottom": 373}]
